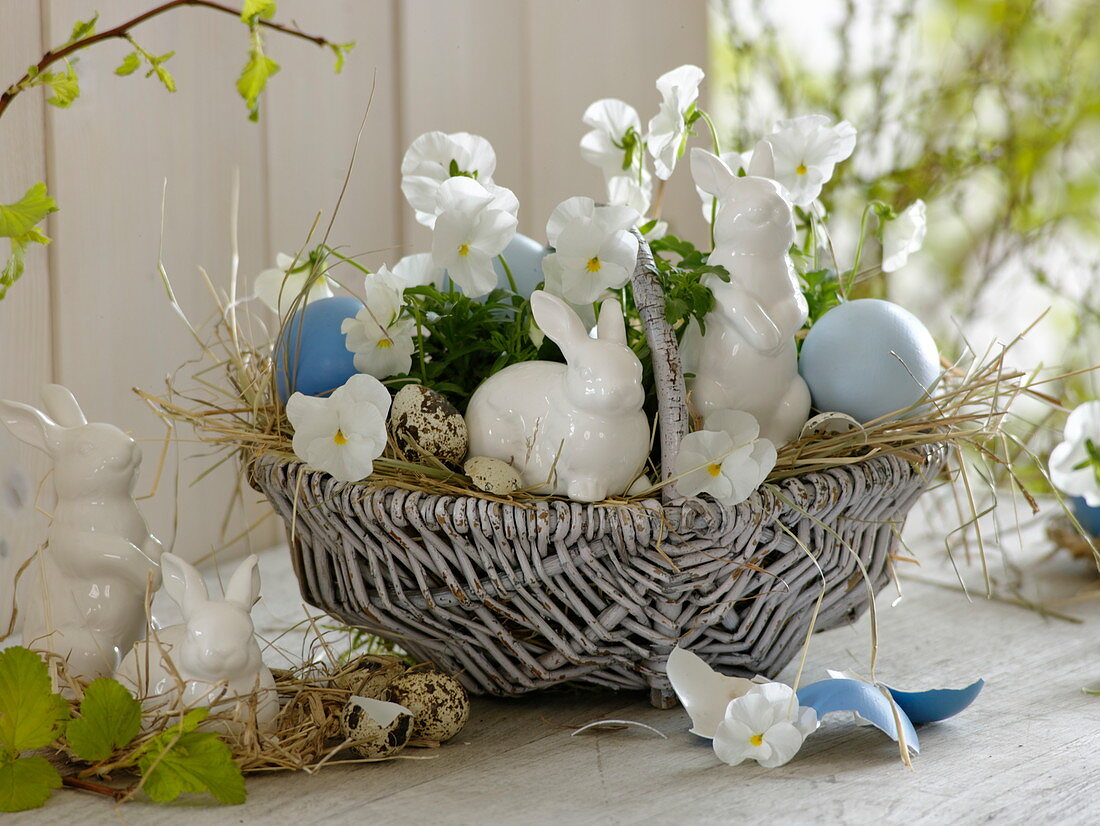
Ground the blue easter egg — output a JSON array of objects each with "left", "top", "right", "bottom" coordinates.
[
  {"left": 492, "top": 233, "right": 549, "bottom": 298},
  {"left": 275, "top": 296, "right": 363, "bottom": 402},
  {"left": 1072, "top": 497, "right": 1100, "bottom": 536},
  {"left": 799, "top": 299, "right": 940, "bottom": 423}
]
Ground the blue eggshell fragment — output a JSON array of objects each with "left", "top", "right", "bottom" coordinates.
[
  {"left": 798, "top": 298, "right": 940, "bottom": 423},
  {"left": 883, "top": 678, "right": 984, "bottom": 725},
  {"left": 492, "top": 233, "right": 549, "bottom": 298},
  {"left": 797, "top": 678, "right": 920, "bottom": 753},
  {"left": 1071, "top": 497, "right": 1100, "bottom": 536},
  {"left": 275, "top": 295, "right": 363, "bottom": 402}
]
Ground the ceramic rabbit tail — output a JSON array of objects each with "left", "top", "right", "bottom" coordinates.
[
  {"left": 464, "top": 291, "right": 651, "bottom": 502},
  {"left": 0, "top": 385, "right": 163, "bottom": 685},
  {"left": 685, "top": 144, "right": 811, "bottom": 444}
]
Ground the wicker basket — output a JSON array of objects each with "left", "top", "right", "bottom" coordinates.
[{"left": 251, "top": 237, "right": 946, "bottom": 707}]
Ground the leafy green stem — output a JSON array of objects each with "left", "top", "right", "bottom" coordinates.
[{"left": 0, "top": 0, "right": 337, "bottom": 122}]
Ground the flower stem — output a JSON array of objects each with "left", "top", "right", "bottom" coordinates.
[
  {"left": 696, "top": 109, "right": 723, "bottom": 156},
  {"left": 846, "top": 200, "right": 887, "bottom": 298},
  {"left": 497, "top": 254, "right": 521, "bottom": 307}
]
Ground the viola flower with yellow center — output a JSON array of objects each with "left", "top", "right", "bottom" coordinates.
[
  {"left": 342, "top": 265, "right": 420, "bottom": 379},
  {"left": 647, "top": 64, "right": 705, "bottom": 180},
  {"left": 540, "top": 196, "right": 639, "bottom": 306},
  {"left": 430, "top": 177, "right": 518, "bottom": 298},
  {"left": 400, "top": 130, "right": 501, "bottom": 227},
  {"left": 713, "top": 682, "right": 819, "bottom": 768},
  {"left": 286, "top": 374, "right": 391, "bottom": 483},
  {"left": 672, "top": 410, "right": 777, "bottom": 504},
  {"left": 761, "top": 114, "right": 857, "bottom": 206}
]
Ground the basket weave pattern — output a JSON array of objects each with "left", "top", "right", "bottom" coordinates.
[{"left": 253, "top": 236, "right": 945, "bottom": 707}]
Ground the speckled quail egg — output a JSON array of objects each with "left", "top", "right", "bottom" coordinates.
[
  {"left": 333, "top": 654, "right": 407, "bottom": 699},
  {"left": 389, "top": 384, "right": 468, "bottom": 464},
  {"left": 341, "top": 696, "right": 414, "bottom": 758},
  {"left": 463, "top": 456, "right": 523, "bottom": 496},
  {"left": 383, "top": 670, "right": 470, "bottom": 743}
]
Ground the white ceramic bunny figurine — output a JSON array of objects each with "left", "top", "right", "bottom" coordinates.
[
  {"left": 116, "top": 553, "right": 279, "bottom": 734},
  {"left": 465, "top": 290, "right": 650, "bottom": 502},
  {"left": 0, "top": 385, "right": 163, "bottom": 684},
  {"left": 683, "top": 143, "right": 811, "bottom": 445}
]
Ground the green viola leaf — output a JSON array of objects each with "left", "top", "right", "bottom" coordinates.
[
  {"left": 65, "top": 678, "right": 142, "bottom": 763},
  {"left": 0, "top": 647, "right": 69, "bottom": 752},
  {"left": 0, "top": 755, "right": 62, "bottom": 813}
]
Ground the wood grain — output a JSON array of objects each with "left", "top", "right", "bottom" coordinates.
[{"left": 0, "top": 0, "right": 52, "bottom": 630}]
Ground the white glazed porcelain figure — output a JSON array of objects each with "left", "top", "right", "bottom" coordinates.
[
  {"left": 684, "top": 143, "right": 811, "bottom": 445},
  {"left": 116, "top": 553, "right": 279, "bottom": 734},
  {"left": 0, "top": 385, "right": 163, "bottom": 684},
  {"left": 465, "top": 290, "right": 649, "bottom": 502}
]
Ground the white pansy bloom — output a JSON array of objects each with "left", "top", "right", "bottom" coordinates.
[
  {"left": 713, "top": 682, "right": 819, "bottom": 769},
  {"left": 647, "top": 64, "right": 705, "bottom": 180},
  {"left": 673, "top": 410, "right": 776, "bottom": 503},
  {"left": 401, "top": 131, "right": 503, "bottom": 227},
  {"left": 392, "top": 252, "right": 445, "bottom": 289},
  {"left": 541, "top": 196, "right": 639, "bottom": 305},
  {"left": 253, "top": 252, "right": 334, "bottom": 317},
  {"left": 695, "top": 150, "right": 752, "bottom": 221},
  {"left": 341, "top": 266, "right": 418, "bottom": 379},
  {"left": 762, "top": 115, "right": 857, "bottom": 206},
  {"left": 1050, "top": 402, "right": 1100, "bottom": 507},
  {"left": 580, "top": 98, "right": 643, "bottom": 180},
  {"left": 606, "top": 175, "right": 666, "bottom": 240},
  {"left": 431, "top": 177, "right": 518, "bottom": 298},
  {"left": 881, "top": 199, "right": 927, "bottom": 272},
  {"left": 286, "top": 373, "right": 391, "bottom": 483},
  {"left": 666, "top": 647, "right": 756, "bottom": 739}
]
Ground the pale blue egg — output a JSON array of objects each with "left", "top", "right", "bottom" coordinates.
[
  {"left": 799, "top": 299, "right": 939, "bottom": 423},
  {"left": 275, "top": 296, "right": 362, "bottom": 402},
  {"left": 1072, "top": 497, "right": 1100, "bottom": 536},
  {"left": 492, "top": 233, "right": 549, "bottom": 298}
]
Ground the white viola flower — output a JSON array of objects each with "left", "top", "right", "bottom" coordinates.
[
  {"left": 341, "top": 266, "right": 418, "bottom": 379},
  {"left": 674, "top": 410, "right": 776, "bottom": 504},
  {"left": 286, "top": 373, "right": 391, "bottom": 483},
  {"left": 253, "top": 252, "right": 334, "bottom": 317},
  {"left": 580, "top": 98, "right": 644, "bottom": 180},
  {"left": 392, "top": 252, "right": 445, "bottom": 289},
  {"left": 666, "top": 647, "right": 756, "bottom": 739},
  {"left": 541, "top": 196, "right": 639, "bottom": 305},
  {"left": 695, "top": 150, "right": 752, "bottom": 221},
  {"left": 647, "top": 64, "right": 705, "bottom": 180},
  {"left": 606, "top": 175, "right": 666, "bottom": 241},
  {"left": 401, "top": 131, "right": 509, "bottom": 227},
  {"left": 762, "top": 114, "right": 857, "bottom": 206},
  {"left": 881, "top": 199, "right": 927, "bottom": 273},
  {"left": 431, "top": 177, "right": 518, "bottom": 298},
  {"left": 1049, "top": 402, "right": 1100, "bottom": 507},
  {"left": 713, "top": 682, "right": 819, "bottom": 769}
]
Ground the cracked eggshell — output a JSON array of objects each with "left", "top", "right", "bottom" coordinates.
[
  {"left": 383, "top": 670, "right": 470, "bottom": 742},
  {"left": 333, "top": 653, "right": 407, "bottom": 699},
  {"left": 390, "top": 384, "right": 468, "bottom": 464},
  {"left": 464, "top": 456, "right": 523, "bottom": 495},
  {"left": 341, "top": 696, "right": 414, "bottom": 759}
]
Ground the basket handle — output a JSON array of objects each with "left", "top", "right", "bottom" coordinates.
[{"left": 630, "top": 231, "right": 689, "bottom": 503}]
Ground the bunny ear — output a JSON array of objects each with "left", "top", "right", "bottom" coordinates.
[
  {"left": 0, "top": 400, "right": 63, "bottom": 457},
  {"left": 161, "top": 552, "right": 208, "bottom": 618},
  {"left": 690, "top": 147, "right": 736, "bottom": 198},
  {"left": 224, "top": 554, "right": 261, "bottom": 610},
  {"left": 41, "top": 385, "right": 87, "bottom": 428},
  {"left": 747, "top": 139, "right": 776, "bottom": 179},
  {"left": 531, "top": 290, "right": 589, "bottom": 361},
  {"left": 596, "top": 298, "right": 627, "bottom": 345}
]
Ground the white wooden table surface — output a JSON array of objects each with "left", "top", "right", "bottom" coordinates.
[{"left": 21, "top": 499, "right": 1100, "bottom": 825}]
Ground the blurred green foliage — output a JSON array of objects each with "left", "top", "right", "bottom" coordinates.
[{"left": 710, "top": 0, "right": 1099, "bottom": 399}]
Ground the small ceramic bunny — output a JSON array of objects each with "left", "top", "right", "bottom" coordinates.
[
  {"left": 465, "top": 290, "right": 650, "bottom": 502},
  {"left": 683, "top": 143, "right": 811, "bottom": 445},
  {"left": 0, "top": 385, "right": 163, "bottom": 684},
  {"left": 115, "top": 553, "right": 279, "bottom": 734}
]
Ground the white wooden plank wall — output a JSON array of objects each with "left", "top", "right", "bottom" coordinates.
[{"left": 0, "top": 0, "right": 707, "bottom": 623}]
